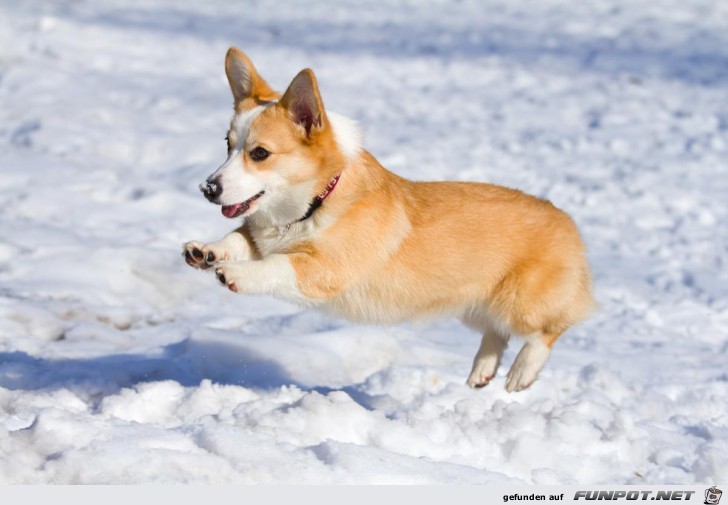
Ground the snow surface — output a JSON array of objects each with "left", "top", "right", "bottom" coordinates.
[{"left": 1, "top": 0, "right": 727, "bottom": 485}]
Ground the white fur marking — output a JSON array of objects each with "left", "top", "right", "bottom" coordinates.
[
  {"left": 328, "top": 112, "right": 362, "bottom": 160},
  {"left": 211, "top": 231, "right": 254, "bottom": 261},
  {"left": 231, "top": 104, "right": 270, "bottom": 150},
  {"left": 248, "top": 178, "right": 317, "bottom": 231},
  {"left": 183, "top": 231, "right": 253, "bottom": 267},
  {"left": 206, "top": 105, "right": 270, "bottom": 207},
  {"left": 466, "top": 330, "right": 509, "bottom": 388},
  {"left": 215, "top": 254, "right": 311, "bottom": 304},
  {"left": 505, "top": 335, "right": 551, "bottom": 392}
]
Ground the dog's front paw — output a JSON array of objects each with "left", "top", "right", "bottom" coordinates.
[
  {"left": 182, "top": 241, "right": 226, "bottom": 270},
  {"left": 214, "top": 263, "right": 242, "bottom": 293}
]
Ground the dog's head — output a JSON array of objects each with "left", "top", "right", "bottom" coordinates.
[{"left": 201, "top": 48, "right": 360, "bottom": 227}]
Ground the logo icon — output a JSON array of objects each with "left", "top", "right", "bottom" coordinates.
[{"left": 706, "top": 486, "right": 722, "bottom": 505}]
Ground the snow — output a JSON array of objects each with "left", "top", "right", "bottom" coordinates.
[{"left": 1, "top": 0, "right": 727, "bottom": 485}]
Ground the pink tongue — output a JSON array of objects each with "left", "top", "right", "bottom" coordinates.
[{"left": 222, "top": 204, "right": 242, "bottom": 218}]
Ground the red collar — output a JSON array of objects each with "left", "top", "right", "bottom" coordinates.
[{"left": 292, "top": 174, "right": 341, "bottom": 225}]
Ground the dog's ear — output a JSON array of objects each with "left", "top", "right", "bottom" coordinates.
[
  {"left": 279, "top": 69, "right": 327, "bottom": 137},
  {"left": 225, "top": 47, "right": 278, "bottom": 104}
]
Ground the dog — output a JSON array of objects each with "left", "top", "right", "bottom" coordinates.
[{"left": 183, "top": 48, "right": 594, "bottom": 392}]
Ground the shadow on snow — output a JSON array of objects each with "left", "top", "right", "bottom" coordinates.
[{"left": 0, "top": 339, "right": 380, "bottom": 410}]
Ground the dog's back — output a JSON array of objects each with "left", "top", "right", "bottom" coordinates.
[{"left": 302, "top": 149, "right": 593, "bottom": 332}]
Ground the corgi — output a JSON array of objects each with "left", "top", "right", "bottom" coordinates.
[{"left": 183, "top": 47, "right": 594, "bottom": 392}]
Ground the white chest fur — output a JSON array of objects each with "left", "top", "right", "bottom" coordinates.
[{"left": 249, "top": 221, "right": 314, "bottom": 257}]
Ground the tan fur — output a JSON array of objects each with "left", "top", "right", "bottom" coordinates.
[
  {"left": 225, "top": 47, "right": 279, "bottom": 108},
  {"left": 286, "top": 160, "right": 594, "bottom": 336},
  {"left": 186, "top": 48, "right": 595, "bottom": 392}
]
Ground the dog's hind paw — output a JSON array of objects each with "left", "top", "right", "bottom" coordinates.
[
  {"left": 504, "top": 337, "right": 551, "bottom": 392},
  {"left": 466, "top": 372, "right": 494, "bottom": 389},
  {"left": 466, "top": 361, "right": 497, "bottom": 388}
]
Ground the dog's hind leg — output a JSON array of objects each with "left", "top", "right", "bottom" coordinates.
[
  {"left": 504, "top": 332, "right": 559, "bottom": 392},
  {"left": 491, "top": 258, "right": 592, "bottom": 392},
  {"left": 466, "top": 323, "right": 510, "bottom": 388}
]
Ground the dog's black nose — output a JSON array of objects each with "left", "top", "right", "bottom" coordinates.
[{"left": 200, "top": 177, "right": 222, "bottom": 203}]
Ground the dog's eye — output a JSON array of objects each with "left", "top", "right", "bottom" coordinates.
[{"left": 250, "top": 146, "right": 270, "bottom": 162}]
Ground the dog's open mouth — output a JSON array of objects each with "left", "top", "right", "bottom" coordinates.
[{"left": 221, "top": 190, "right": 265, "bottom": 218}]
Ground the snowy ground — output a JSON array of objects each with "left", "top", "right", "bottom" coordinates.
[{"left": 1, "top": 0, "right": 727, "bottom": 485}]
